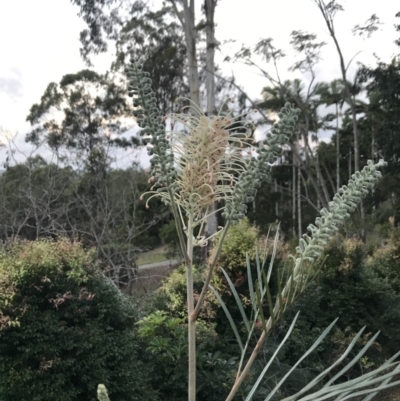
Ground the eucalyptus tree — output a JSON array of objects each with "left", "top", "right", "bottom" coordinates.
[
  {"left": 71, "top": 0, "right": 221, "bottom": 111},
  {"left": 26, "top": 69, "right": 139, "bottom": 170},
  {"left": 71, "top": 0, "right": 189, "bottom": 116}
]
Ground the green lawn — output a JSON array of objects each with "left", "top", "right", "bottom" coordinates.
[{"left": 137, "top": 245, "right": 169, "bottom": 266}]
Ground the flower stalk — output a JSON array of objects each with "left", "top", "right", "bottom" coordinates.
[
  {"left": 123, "top": 57, "right": 393, "bottom": 401},
  {"left": 126, "top": 57, "right": 299, "bottom": 401}
]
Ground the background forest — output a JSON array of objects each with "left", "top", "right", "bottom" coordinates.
[{"left": 1, "top": 0, "right": 400, "bottom": 400}]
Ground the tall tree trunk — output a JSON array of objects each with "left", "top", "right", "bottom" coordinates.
[
  {"left": 292, "top": 145, "right": 329, "bottom": 209},
  {"left": 323, "top": 161, "right": 336, "bottom": 195},
  {"left": 372, "top": 125, "right": 376, "bottom": 161},
  {"left": 316, "top": 177, "right": 321, "bottom": 209},
  {"left": 336, "top": 103, "right": 340, "bottom": 192},
  {"left": 316, "top": 0, "right": 359, "bottom": 172},
  {"left": 292, "top": 164, "right": 296, "bottom": 237},
  {"left": 315, "top": 150, "right": 331, "bottom": 205},
  {"left": 316, "top": 151, "right": 321, "bottom": 209},
  {"left": 205, "top": 0, "right": 216, "bottom": 115},
  {"left": 177, "top": 0, "right": 201, "bottom": 106},
  {"left": 275, "top": 178, "right": 279, "bottom": 218},
  {"left": 315, "top": 0, "right": 365, "bottom": 238},
  {"left": 307, "top": 138, "right": 330, "bottom": 206},
  {"left": 301, "top": 118, "right": 330, "bottom": 207},
  {"left": 349, "top": 148, "right": 352, "bottom": 180},
  {"left": 297, "top": 166, "right": 302, "bottom": 238},
  {"left": 204, "top": 0, "right": 218, "bottom": 245}
]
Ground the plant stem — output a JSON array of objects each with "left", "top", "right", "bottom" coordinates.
[
  {"left": 192, "top": 221, "right": 231, "bottom": 320},
  {"left": 225, "top": 325, "right": 269, "bottom": 401},
  {"left": 186, "top": 213, "right": 196, "bottom": 401},
  {"left": 168, "top": 188, "right": 189, "bottom": 264}
]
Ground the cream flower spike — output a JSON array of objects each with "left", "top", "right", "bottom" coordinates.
[{"left": 143, "top": 98, "right": 254, "bottom": 225}]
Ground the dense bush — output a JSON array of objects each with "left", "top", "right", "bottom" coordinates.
[
  {"left": 0, "top": 238, "right": 155, "bottom": 401},
  {"left": 137, "top": 310, "right": 237, "bottom": 401},
  {"left": 280, "top": 232, "right": 400, "bottom": 375}
]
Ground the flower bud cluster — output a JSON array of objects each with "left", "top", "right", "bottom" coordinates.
[
  {"left": 295, "top": 159, "right": 387, "bottom": 267},
  {"left": 222, "top": 103, "right": 301, "bottom": 224},
  {"left": 125, "top": 59, "right": 177, "bottom": 192},
  {"left": 169, "top": 105, "right": 251, "bottom": 219},
  {"left": 97, "top": 384, "right": 110, "bottom": 401}
]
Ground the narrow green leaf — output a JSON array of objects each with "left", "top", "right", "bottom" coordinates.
[
  {"left": 220, "top": 267, "right": 250, "bottom": 332},
  {"left": 208, "top": 284, "right": 243, "bottom": 352},
  {"left": 276, "top": 267, "right": 284, "bottom": 315},
  {"left": 255, "top": 281, "right": 267, "bottom": 331},
  {"left": 244, "top": 311, "right": 300, "bottom": 401},
  {"left": 256, "top": 247, "right": 263, "bottom": 297},
  {"left": 362, "top": 358, "right": 400, "bottom": 401},
  {"left": 264, "top": 318, "right": 339, "bottom": 401},
  {"left": 344, "top": 379, "right": 400, "bottom": 401},
  {"left": 262, "top": 269, "right": 275, "bottom": 326},
  {"left": 324, "top": 331, "right": 381, "bottom": 387},
  {"left": 267, "top": 227, "right": 280, "bottom": 282},
  {"left": 301, "top": 364, "right": 400, "bottom": 401},
  {"left": 286, "top": 267, "right": 295, "bottom": 308},
  {"left": 246, "top": 252, "right": 256, "bottom": 313},
  {"left": 281, "top": 326, "right": 368, "bottom": 401}
]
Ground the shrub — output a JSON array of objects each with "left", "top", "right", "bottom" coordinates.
[
  {"left": 281, "top": 233, "right": 400, "bottom": 373},
  {"left": 0, "top": 238, "right": 155, "bottom": 401},
  {"left": 138, "top": 309, "right": 237, "bottom": 401},
  {"left": 210, "top": 218, "right": 259, "bottom": 273}
]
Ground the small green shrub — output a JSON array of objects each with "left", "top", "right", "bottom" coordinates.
[
  {"left": 210, "top": 218, "right": 259, "bottom": 273},
  {"left": 0, "top": 238, "right": 155, "bottom": 401}
]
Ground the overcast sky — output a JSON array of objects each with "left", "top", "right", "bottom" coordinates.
[{"left": 0, "top": 0, "right": 398, "bottom": 167}]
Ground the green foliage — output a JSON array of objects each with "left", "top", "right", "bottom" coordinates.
[
  {"left": 0, "top": 238, "right": 155, "bottom": 401},
  {"left": 212, "top": 218, "right": 259, "bottom": 273},
  {"left": 158, "top": 220, "right": 274, "bottom": 324},
  {"left": 159, "top": 220, "right": 181, "bottom": 259},
  {"left": 282, "top": 232, "right": 400, "bottom": 371},
  {"left": 137, "top": 309, "right": 237, "bottom": 401},
  {"left": 159, "top": 265, "right": 203, "bottom": 317}
]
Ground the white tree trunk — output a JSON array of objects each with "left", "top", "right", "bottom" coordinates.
[
  {"left": 292, "top": 164, "right": 296, "bottom": 237},
  {"left": 336, "top": 103, "right": 340, "bottom": 192},
  {"left": 205, "top": 0, "right": 218, "bottom": 240},
  {"left": 297, "top": 165, "right": 302, "bottom": 238},
  {"left": 205, "top": 0, "right": 216, "bottom": 115},
  {"left": 182, "top": 0, "right": 201, "bottom": 106}
]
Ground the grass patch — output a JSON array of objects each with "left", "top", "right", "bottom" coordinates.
[{"left": 137, "top": 245, "right": 169, "bottom": 266}]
